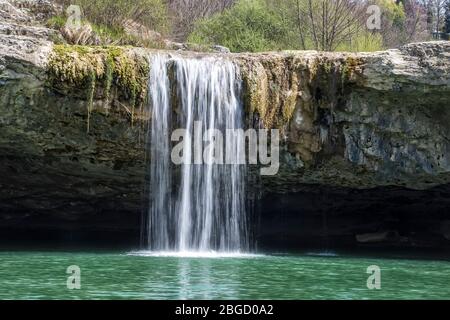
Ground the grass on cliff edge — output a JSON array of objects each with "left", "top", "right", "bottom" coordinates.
[{"left": 55, "top": 0, "right": 170, "bottom": 35}]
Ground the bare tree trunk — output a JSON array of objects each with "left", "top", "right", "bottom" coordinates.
[
  {"left": 168, "top": 0, "right": 236, "bottom": 41},
  {"left": 296, "top": 0, "right": 306, "bottom": 49},
  {"left": 308, "top": 0, "right": 319, "bottom": 50}
]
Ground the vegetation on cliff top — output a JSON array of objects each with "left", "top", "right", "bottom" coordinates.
[
  {"left": 189, "top": 0, "right": 295, "bottom": 52},
  {"left": 56, "top": 0, "right": 170, "bottom": 35},
  {"left": 48, "top": 0, "right": 440, "bottom": 53},
  {"left": 188, "top": 0, "right": 429, "bottom": 52},
  {"left": 49, "top": 0, "right": 169, "bottom": 47}
]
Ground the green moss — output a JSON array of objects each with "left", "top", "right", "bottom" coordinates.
[
  {"left": 47, "top": 44, "right": 149, "bottom": 129},
  {"left": 48, "top": 45, "right": 103, "bottom": 86},
  {"left": 343, "top": 56, "right": 363, "bottom": 79},
  {"left": 104, "top": 53, "right": 114, "bottom": 109},
  {"left": 282, "top": 90, "right": 297, "bottom": 125},
  {"left": 323, "top": 60, "right": 333, "bottom": 73},
  {"left": 87, "top": 70, "right": 96, "bottom": 133},
  {"left": 309, "top": 58, "right": 321, "bottom": 81}
]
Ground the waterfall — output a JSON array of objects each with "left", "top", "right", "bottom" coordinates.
[
  {"left": 146, "top": 54, "right": 248, "bottom": 253},
  {"left": 148, "top": 55, "right": 172, "bottom": 251}
]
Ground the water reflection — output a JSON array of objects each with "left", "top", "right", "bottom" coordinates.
[
  {"left": 178, "top": 259, "right": 190, "bottom": 299},
  {"left": 176, "top": 258, "right": 239, "bottom": 299}
]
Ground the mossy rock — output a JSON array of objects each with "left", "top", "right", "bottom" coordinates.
[
  {"left": 47, "top": 45, "right": 149, "bottom": 131},
  {"left": 47, "top": 45, "right": 149, "bottom": 102}
]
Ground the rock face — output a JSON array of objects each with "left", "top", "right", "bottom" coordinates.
[
  {"left": 0, "top": 2, "right": 145, "bottom": 246},
  {"left": 237, "top": 43, "right": 450, "bottom": 191},
  {"left": 1, "top": 0, "right": 450, "bottom": 250}
]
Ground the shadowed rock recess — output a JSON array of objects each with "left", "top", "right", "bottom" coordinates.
[{"left": 1, "top": 1, "right": 449, "bottom": 251}]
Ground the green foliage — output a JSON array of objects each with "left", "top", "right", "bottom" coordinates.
[
  {"left": 47, "top": 14, "right": 168, "bottom": 48},
  {"left": 188, "top": 0, "right": 295, "bottom": 52},
  {"left": 376, "top": 0, "right": 406, "bottom": 28},
  {"left": 371, "top": 0, "right": 409, "bottom": 46},
  {"left": 57, "top": 0, "right": 170, "bottom": 35},
  {"left": 46, "top": 15, "right": 67, "bottom": 29},
  {"left": 49, "top": 0, "right": 410, "bottom": 52},
  {"left": 90, "top": 23, "right": 127, "bottom": 43},
  {"left": 47, "top": 14, "right": 127, "bottom": 44},
  {"left": 336, "top": 32, "right": 384, "bottom": 53},
  {"left": 189, "top": 0, "right": 385, "bottom": 53},
  {"left": 90, "top": 23, "right": 167, "bottom": 48}
]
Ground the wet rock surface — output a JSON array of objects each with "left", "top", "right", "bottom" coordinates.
[{"left": 237, "top": 43, "right": 450, "bottom": 191}]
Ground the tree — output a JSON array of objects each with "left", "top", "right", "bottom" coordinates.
[
  {"left": 168, "top": 0, "right": 236, "bottom": 41},
  {"left": 302, "top": 0, "right": 366, "bottom": 51},
  {"left": 424, "top": 0, "right": 434, "bottom": 31},
  {"left": 432, "top": 0, "right": 447, "bottom": 31},
  {"left": 368, "top": 0, "right": 406, "bottom": 47},
  {"left": 189, "top": 0, "right": 411, "bottom": 52},
  {"left": 405, "top": 1, "right": 430, "bottom": 41},
  {"left": 445, "top": 0, "right": 450, "bottom": 33},
  {"left": 188, "top": 0, "right": 296, "bottom": 52}
]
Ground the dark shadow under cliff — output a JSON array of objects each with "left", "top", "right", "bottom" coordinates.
[
  {"left": 1, "top": 182, "right": 450, "bottom": 255},
  {"left": 257, "top": 184, "right": 450, "bottom": 255}
]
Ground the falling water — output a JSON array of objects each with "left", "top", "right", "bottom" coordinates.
[
  {"left": 146, "top": 54, "right": 248, "bottom": 253},
  {"left": 148, "top": 55, "right": 172, "bottom": 251}
]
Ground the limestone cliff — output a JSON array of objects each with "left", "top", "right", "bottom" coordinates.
[{"left": 237, "top": 44, "right": 450, "bottom": 191}]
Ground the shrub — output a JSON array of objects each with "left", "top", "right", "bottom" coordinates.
[
  {"left": 188, "top": 0, "right": 294, "bottom": 52},
  {"left": 56, "top": 0, "right": 170, "bottom": 35},
  {"left": 336, "top": 32, "right": 384, "bottom": 52},
  {"left": 188, "top": 0, "right": 385, "bottom": 53}
]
